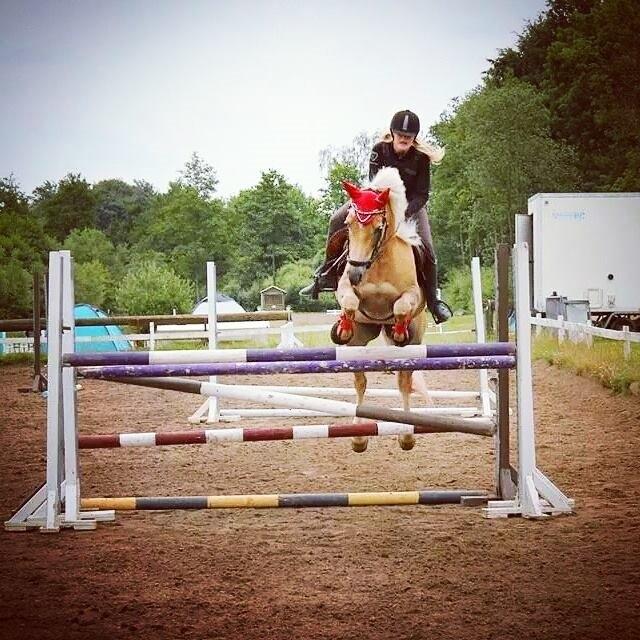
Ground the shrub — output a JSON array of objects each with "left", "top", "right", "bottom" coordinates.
[{"left": 114, "top": 261, "right": 195, "bottom": 315}]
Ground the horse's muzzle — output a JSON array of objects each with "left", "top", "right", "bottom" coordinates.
[{"left": 348, "top": 266, "right": 365, "bottom": 286}]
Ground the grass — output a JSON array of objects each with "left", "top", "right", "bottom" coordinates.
[{"left": 532, "top": 333, "right": 640, "bottom": 395}]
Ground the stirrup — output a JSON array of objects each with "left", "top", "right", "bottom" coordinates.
[{"left": 430, "top": 300, "right": 453, "bottom": 325}]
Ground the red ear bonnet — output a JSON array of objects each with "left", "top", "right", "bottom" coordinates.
[{"left": 341, "top": 182, "right": 389, "bottom": 224}]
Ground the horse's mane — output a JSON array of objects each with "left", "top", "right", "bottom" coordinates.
[{"left": 369, "top": 167, "right": 421, "bottom": 247}]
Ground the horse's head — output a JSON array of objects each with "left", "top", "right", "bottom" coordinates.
[{"left": 342, "top": 181, "right": 391, "bottom": 286}]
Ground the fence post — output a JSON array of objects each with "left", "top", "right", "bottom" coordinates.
[
  {"left": 586, "top": 320, "right": 593, "bottom": 347},
  {"left": 623, "top": 326, "right": 631, "bottom": 360},
  {"left": 149, "top": 322, "right": 156, "bottom": 351},
  {"left": 557, "top": 315, "right": 565, "bottom": 345},
  {"left": 535, "top": 312, "right": 542, "bottom": 337}
]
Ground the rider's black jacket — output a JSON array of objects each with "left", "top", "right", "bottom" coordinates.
[{"left": 369, "top": 141, "right": 430, "bottom": 218}]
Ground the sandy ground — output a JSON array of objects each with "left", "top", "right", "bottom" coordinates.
[{"left": 1, "top": 361, "right": 639, "bottom": 640}]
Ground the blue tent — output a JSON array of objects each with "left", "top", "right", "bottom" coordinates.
[{"left": 73, "top": 304, "right": 131, "bottom": 352}]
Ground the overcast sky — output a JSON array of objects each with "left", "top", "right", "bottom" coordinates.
[{"left": 1, "top": 0, "right": 548, "bottom": 198}]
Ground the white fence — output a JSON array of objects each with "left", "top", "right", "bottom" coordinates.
[
  {"left": 0, "top": 322, "right": 475, "bottom": 354},
  {"left": 531, "top": 314, "right": 640, "bottom": 360}
]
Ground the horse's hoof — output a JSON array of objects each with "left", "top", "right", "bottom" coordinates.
[
  {"left": 331, "top": 322, "right": 352, "bottom": 345},
  {"left": 352, "top": 437, "right": 368, "bottom": 453},
  {"left": 391, "top": 333, "right": 410, "bottom": 346},
  {"left": 398, "top": 435, "right": 415, "bottom": 451}
]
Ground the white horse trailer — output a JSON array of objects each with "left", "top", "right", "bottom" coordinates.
[{"left": 517, "top": 193, "right": 640, "bottom": 330}]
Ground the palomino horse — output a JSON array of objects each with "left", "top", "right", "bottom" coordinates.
[{"left": 331, "top": 167, "right": 429, "bottom": 453}]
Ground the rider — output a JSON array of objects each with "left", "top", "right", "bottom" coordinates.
[{"left": 300, "top": 109, "right": 452, "bottom": 324}]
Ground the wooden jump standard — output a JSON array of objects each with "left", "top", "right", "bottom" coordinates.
[{"left": 4, "top": 245, "right": 574, "bottom": 533}]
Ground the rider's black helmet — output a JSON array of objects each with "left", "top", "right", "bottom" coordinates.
[{"left": 390, "top": 110, "right": 420, "bottom": 136}]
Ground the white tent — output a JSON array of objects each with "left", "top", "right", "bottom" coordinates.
[{"left": 157, "top": 293, "right": 270, "bottom": 332}]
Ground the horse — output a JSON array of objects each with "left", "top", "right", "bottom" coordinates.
[{"left": 330, "top": 167, "right": 429, "bottom": 453}]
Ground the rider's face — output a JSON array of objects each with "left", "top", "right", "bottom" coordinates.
[{"left": 391, "top": 131, "right": 415, "bottom": 156}]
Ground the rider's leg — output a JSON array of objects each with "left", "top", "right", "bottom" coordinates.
[
  {"left": 413, "top": 207, "right": 452, "bottom": 324},
  {"left": 299, "top": 202, "right": 349, "bottom": 298}
]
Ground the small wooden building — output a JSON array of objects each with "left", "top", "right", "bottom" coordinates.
[{"left": 260, "top": 285, "right": 287, "bottom": 310}]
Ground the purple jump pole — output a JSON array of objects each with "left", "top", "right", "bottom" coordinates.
[
  {"left": 64, "top": 342, "right": 516, "bottom": 367},
  {"left": 79, "top": 355, "right": 516, "bottom": 379}
]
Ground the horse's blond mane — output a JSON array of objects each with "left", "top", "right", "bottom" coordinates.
[{"left": 369, "top": 167, "right": 421, "bottom": 247}]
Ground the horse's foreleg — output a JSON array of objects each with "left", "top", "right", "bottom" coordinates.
[
  {"left": 351, "top": 372, "right": 368, "bottom": 453},
  {"left": 391, "top": 287, "right": 422, "bottom": 345},
  {"left": 411, "top": 371, "right": 432, "bottom": 405},
  {"left": 332, "top": 275, "right": 359, "bottom": 344},
  {"left": 397, "top": 370, "right": 416, "bottom": 451}
]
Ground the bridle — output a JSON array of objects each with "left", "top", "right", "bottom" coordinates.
[{"left": 346, "top": 204, "right": 389, "bottom": 271}]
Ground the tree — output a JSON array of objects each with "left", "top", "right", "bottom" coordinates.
[
  {"left": 31, "top": 173, "right": 96, "bottom": 241},
  {"left": 318, "top": 161, "right": 361, "bottom": 217},
  {"left": 442, "top": 264, "right": 494, "bottom": 314},
  {"left": 0, "top": 176, "right": 52, "bottom": 316},
  {"left": 114, "top": 260, "right": 195, "bottom": 315},
  {"left": 93, "top": 179, "right": 155, "bottom": 245},
  {"left": 319, "top": 131, "right": 377, "bottom": 181},
  {"left": 176, "top": 152, "right": 219, "bottom": 201},
  {"left": 74, "top": 260, "right": 111, "bottom": 308},
  {"left": 62, "top": 228, "right": 116, "bottom": 266},
  {"left": 429, "top": 78, "right": 578, "bottom": 272},
  {"left": 133, "top": 183, "right": 233, "bottom": 291},
  {"left": 486, "top": 0, "right": 640, "bottom": 191},
  {"left": 225, "top": 170, "right": 324, "bottom": 289}
]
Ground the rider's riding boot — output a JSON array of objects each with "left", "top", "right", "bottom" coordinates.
[
  {"left": 299, "top": 263, "right": 339, "bottom": 299},
  {"left": 300, "top": 205, "right": 350, "bottom": 299},
  {"left": 423, "top": 259, "right": 453, "bottom": 324},
  {"left": 412, "top": 207, "right": 453, "bottom": 324}
]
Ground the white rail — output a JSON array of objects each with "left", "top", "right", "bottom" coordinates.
[{"left": 531, "top": 313, "right": 639, "bottom": 359}]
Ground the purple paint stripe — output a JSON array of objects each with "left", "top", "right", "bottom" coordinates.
[
  {"left": 79, "top": 355, "right": 516, "bottom": 379},
  {"left": 247, "top": 347, "right": 335, "bottom": 362},
  {"left": 65, "top": 352, "right": 150, "bottom": 367}
]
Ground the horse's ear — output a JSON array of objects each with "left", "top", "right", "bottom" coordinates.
[
  {"left": 342, "top": 181, "right": 360, "bottom": 199},
  {"left": 376, "top": 188, "right": 390, "bottom": 206}
]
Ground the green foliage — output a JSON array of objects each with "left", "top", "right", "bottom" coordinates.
[
  {"left": 319, "top": 131, "right": 376, "bottom": 180},
  {"left": 224, "top": 170, "right": 324, "bottom": 290},
  {"left": 74, "top": 260, "right": 111, "bottom": 308},
  {"left": 176, "top": 152, "right": 219, "bottom": 201},
  {"left": 442, "top": 264, "right": 494, "bottom": 314},
  {"left": 114, "top": 261, "right": 195, "bottom": 315},
  {"left": 32, "top": 173, "right": 97, "bottom": 241},
  {"left": 0, "top": 259, "right": 32, "bottom": 317},
  {"left": 0, "top": 177, "right": 52, "bottom": 316},
  {"left": 430, "top": 78, "right": 578, "bottom": 274},
  {"left": 133, "top": 183, "right": 232, "bottom": 291},
  {"left": 318, "top": 162, "right": 361, "bottom": 217},
  {"left": 63, "top": 228, "right": 115, "bottom": 266},
  {"left": 93, "top": 179, "right": 155, "bottom": 245},
  {"left": 533, "top": 333, "right": 640, "bottom": 395},
  {"left": 272, "top": 259, "right": 338, "bottom": 311},
  {"left": 487, "top": 0, "right": 640, "bottom": 191}
]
